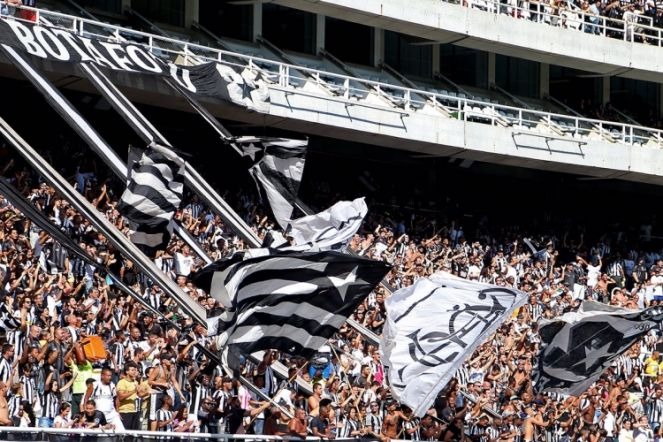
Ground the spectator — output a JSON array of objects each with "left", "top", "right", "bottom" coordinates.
[
  {"left": 116, "top": 362, "right": 141, "bottom": 430},
  {"left": 77, "top": 399, "right": 113, "bottom": 430}
]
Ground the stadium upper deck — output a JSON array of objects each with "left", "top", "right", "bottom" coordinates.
[
  {"left": 273, "top": 0, "right": 663, "bottom": 83},
  {"left": 1, "top": 1, "right": 663, "bottom": 186}
]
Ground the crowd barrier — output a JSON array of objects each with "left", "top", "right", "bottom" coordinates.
[{"left": 0, "top": 427, "right": 391, "bottom": 442}]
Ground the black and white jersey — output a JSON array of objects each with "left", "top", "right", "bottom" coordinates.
[
  {"left": 0, "top": 357, "right": 12, "bottom": 383},
  {"left": 365, "top": 413, "right": 382, "bottom": 435},
  {"left": 42, "top": 391, "right": 60, "bottom": 419},
  {"left": 156, "top": 408, "right": 173, "bottom": 432}
]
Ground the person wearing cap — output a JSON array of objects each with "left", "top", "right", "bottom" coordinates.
[{"left": 211, "top": 375, "right": 233, "bottom": 432}]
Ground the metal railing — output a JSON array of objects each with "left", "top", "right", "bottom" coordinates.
[
  {"left": 0, "top": 426, "right": 390, "bottom": 442},
  {"left": 458, "top": 0, "right": 663, "bottom": 45},
  {"left": 0, "top": 4, "right": 662, "bottom": 148}
]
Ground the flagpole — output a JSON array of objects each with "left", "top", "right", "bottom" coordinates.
[
  {"left": 240, "top": 360, "right": 310, "bottom": 424},
  {"left": 245, "top": 360, "right": 310, "bottom": 427}
]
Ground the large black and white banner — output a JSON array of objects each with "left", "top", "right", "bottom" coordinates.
[
  {"left": 534, "top": 301, "right": 663, "bottom": 395},
  {"left": 0, "top": 19, "right": 269, "bottom": 111},
  {"left": 381, "top": 274, "right": 527, "bottom": 417},
  {"left": 193, "top": 248, "right": 390, "bottom": 359},
  {"left": 117, "top": 142, "right": 185, "bottom": 257}
]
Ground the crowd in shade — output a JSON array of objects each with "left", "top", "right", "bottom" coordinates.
[{"left": 0, "top": 142, "right": 662, "bottom": 442}]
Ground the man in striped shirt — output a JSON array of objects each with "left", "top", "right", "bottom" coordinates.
[
  {"left": 0, "top": 344, "right": 13, "bottom": 383},
  {"left": 156, "top": 395, "right": 175, "bottom": 432},
  {"left": 646, "top": 385, "right": 663, "bottom": 434}
]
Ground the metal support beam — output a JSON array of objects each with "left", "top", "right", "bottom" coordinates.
[
  {"left": 79, "top": 64, "right": 261, "bottom": 248},
  {"left": 0, "top": 115, "right": 207, "bottom": 324}
]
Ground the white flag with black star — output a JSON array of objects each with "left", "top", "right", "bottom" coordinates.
[
  {"left": 534, "top": 301, "right": 663, "bottom": 395},
  {"left": 192, "top": 249, "right": 390, "bottom": 359}
]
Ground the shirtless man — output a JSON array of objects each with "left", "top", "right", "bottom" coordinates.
[
  {"left": 380, "top": 401, "right": 409, "bottom": 442},
  {"left": 0, "top": 383, "right": 11, "bottom": 426},
  {"left": 288, "top": 407, "right": 309, "bottom": 439},
  {"left": 308, "top": 383, "right": 323, "bottom": 417},
  {"left": 148, "top": 354, "right": 185, "bottom": 430},
  {"left": 522, "top": 405, "right": 548, "bottom": 442}
]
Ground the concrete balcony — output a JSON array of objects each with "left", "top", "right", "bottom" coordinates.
[{"left": 274, "top": 0, "right": 663, "bottom": 83}]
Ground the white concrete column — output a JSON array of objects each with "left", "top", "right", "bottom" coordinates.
[
  {"left": 183, "top": 0, "right": 199, "bottom": 28},
  {"left": 252, "top": 1, "right": 263, "bottom": 42},
  {"left": 602, "top": 76, "right": 611, "bottom": 105},
  {"left": 539, "top": 62, "right": 550, "bottom": 99},
  {"left": 373, "top": 27, "right": 384, "bottom": 67},
  {"left": 432, "top": 43, "right": 440, "bottom": 76},
  {"left": 316, "top": 14, "right": 326, "bottom": 53},
  {"left": 487, "top": 52, "right": 496, "bottom": 87}
]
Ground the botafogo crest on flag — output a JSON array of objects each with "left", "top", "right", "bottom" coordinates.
[{"left": 381, "top": 274, "right": 528, "bottom": 417}]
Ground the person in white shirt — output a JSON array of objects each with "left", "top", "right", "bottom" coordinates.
[
  {"left": 174, "top": 246, "right": 195, "bottom": 277},
  {"left": 54, "top": 402, "right": 73, "bottom": 428},
  {"left": 602, "top": 403, "right": 616, "bottom": 439},
  {"left": 83, "top": 367, "right": 124, "bottom": 430}
]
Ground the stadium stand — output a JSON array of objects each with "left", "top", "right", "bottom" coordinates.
[{"left": 0, "top": 1, "right": 663, "bottom": 441}]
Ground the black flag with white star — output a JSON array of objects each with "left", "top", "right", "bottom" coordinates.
[
  {"left": 192, "top": 249, "right": 391, "bottom": 358},
  {"left": 233, "top": 136, "right": 309, "bottom": 230},
  {"left": 534, "top": 301, "right": 663, "bottom": 395}
]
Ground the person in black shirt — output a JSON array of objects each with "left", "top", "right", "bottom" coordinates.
[
  {"left": 78, "top": 399, "right": 114, "bottom": 429},
  {"left": 310, "top": 398, "right": 332, "bottom": 439},
  {"left": 197, "top": 396, "right": 223, "bottom": 433}
]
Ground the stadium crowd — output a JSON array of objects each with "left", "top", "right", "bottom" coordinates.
[
  {"left": 0, "top": 147, "right": 662, "bottom": 442},
  {"left": 461, "top": 0, "right": 662, "bottom": 43}
]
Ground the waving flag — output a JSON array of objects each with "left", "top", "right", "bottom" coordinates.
[
  {"left": 286, "top": 198, "right": 368, "bottom": 250},
  {"left": 381, "top": 274, "right": 527, "bottom": 417},
  {"left": 534, "top": 301, "right": 663, "bottom": 395},
  {"left": 236, "top": 137, "right": 308, "bottom": 230},
  {"left": 193, "top": 249, "right": 390, "bottom": 358},
  {"left": 117, "top": 142, "right": 185, "bottom": 256}
]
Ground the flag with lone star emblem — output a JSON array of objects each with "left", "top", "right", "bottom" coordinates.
[
  {"left": 381, "top": 274, "right": 528, "bottom": 417},
  {"left": 192, "top": 249, "right": 390, "bottom": 359},
  {"left": 534, "top": 301, "right": 663, "bottom": 395}
]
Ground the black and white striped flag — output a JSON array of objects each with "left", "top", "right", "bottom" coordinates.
[
  {"left": 0, "top": 304, "right": 19, "bottom": 332},
  {"left": 117, "top": 142, "right": 185, "bottom": 257},
  {"left": 192, "top": 249, "right": 390, "bottom": 358},
  {"left": 236, "top": 137, "right": 308, "bottom": 230}
]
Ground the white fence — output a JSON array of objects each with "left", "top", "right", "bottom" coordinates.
[{"left": 0, "top": 4, "right": 661, "bottom": 148}]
